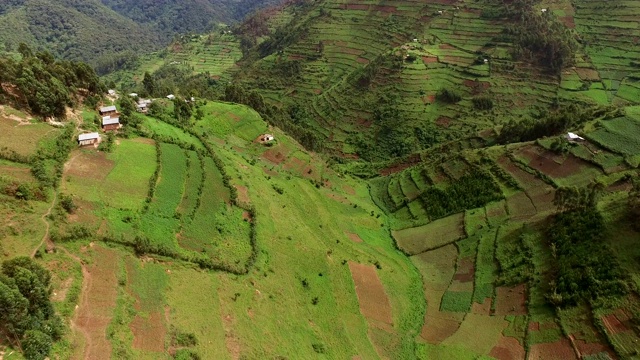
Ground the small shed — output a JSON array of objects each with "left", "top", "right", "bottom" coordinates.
[
  {"left": 137, "top": 103, "right": 148, "bottom": 113},
  {"left": 78, "top": 132, "right": 100, "bottom": 147},
  {"left": 129, "top": 93, "right": 138, "bottom": 97},
  {"left": 102, "top": 116, "right": 121, "bottom": 131},
  {"left": 108, "top": 89, "right": 116, "bottom": 96},
  {"left": 99, "top": 105, "right": 118, "bottom": 116},
  {"left": 257, "top": 134, "right": 275, "bottom": 143},
  {"left": 167, "top": 94, "right": 175, "bottom": 100},
  {"left": 566, "top": 132, "right": 585, "bottom": 142}
]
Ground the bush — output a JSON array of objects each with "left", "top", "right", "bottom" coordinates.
[
  {"left": 472, "top": 96, "right": 493, "bottom": 110},
  {"left": 436, "top": 88, "right": 462, "bottom": 104},
  {"left": 22, "top": 330, "right": 52, "bottom": 360}
]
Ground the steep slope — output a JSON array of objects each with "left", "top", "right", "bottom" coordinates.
[{"left": 233, "top": 0, "right": 640, "bottom": 161}]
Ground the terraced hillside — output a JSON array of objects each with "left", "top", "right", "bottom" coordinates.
[{"left": 231, "top": 0, "right": 640, "bottom": 160}]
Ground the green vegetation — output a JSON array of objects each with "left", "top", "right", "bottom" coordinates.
[{"left": 0, "top": 257, "right": 62, "bottom": 360}]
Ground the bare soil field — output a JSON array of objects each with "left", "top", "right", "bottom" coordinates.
[
  {"left": 73, "top": 245, "right": 119, "bottom": 359},
  {"left": 528, "top": 338, "right": 577, "bottom": 360},
  {"left": 66, "top": 151, "right": 115, "bottom": 181},
  {"left": 130, "top": 311, "right": 166, "bottom": 352},
  {"left": 347, "top": 232, "right": 363, "bottom": 243},
  {"left": 234, "top": 185, "right": 250, "bottom": 205},
  {"left": 489, "top": 335, "right": 525, "bottom": 360},
  {"left": 494, "top": 284, "right": 527, "bottom": 316},
  {"left": 348, "top": 262, "right": 393, "bottom": 326}
]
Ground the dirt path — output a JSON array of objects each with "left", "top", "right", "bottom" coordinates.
[
  {"left": 63, "top": 245, "right": 119, "bottom": 360},
  {"left": 30, "top": 191, "right": 58, "bottom": 258}
]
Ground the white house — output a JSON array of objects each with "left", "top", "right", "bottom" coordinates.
[
  {"left": 167, "top": 94, "right": 175, "bottom": 100},
  {"left": 566, "top": 132, "right": 585, "bottom": 142},
  {"left": 108, "top": 89, "right": 116, "bottom": 96},
  {"left": 129, "top": 93, "right": 138, "bottom": 97},
  {"left": 78, "top": 132, "right": 100, "bottom": 146}
]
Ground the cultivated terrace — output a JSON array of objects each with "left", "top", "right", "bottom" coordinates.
[{"left": 1, "top": 0, "right": 640, "bottom": 359}]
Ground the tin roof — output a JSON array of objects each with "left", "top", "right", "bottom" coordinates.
[{"left": 78, "top": 132, "right": 100, "bottom": 141}]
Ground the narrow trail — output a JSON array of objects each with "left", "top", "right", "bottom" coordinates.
[
  {"left": 30, "top": 191, "right": 57, "bottom": 258},
  {"left": 58, "top": 246, "right": 93, "bottom": 359}
]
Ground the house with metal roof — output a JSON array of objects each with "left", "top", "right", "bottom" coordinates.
[
  {"left": 102, "top": 116, "right": 121, "bottom": 131},
  {"left": 78, "top": 132, "right": 101, "bottom": 146},
  {"left": 99, "top": 105, "right": 118, "bottom": 116}
]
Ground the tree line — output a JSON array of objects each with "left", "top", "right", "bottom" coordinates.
[{"left": 0, "top": 44, "right": 104, "bottom": 119}]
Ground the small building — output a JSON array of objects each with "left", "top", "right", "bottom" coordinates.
[
  {"left": 108, "top": 89, "right": 116, "bottom": 96},
  {"left": 137, "top": 103, "right": 148, "bottom": 113},
  {"left": 78, "top": 132, "right": 100, "bottom": 147},
  {"left": 541, "top": 8, "right": 547, "bottom": 13},
  {"left": 566, "top": 132, "right": 585, "bottom": 142},
  {"left": 99, "top": 105, "right": 118, "bottom": 117},
  {"left": 129, "top": 93, "right": 138, "bottom": 97},
  {"left": 167, "top": 94, "right": 175, "bottom": 100},
  {"left": 102, "top": 116, "right": 121, "bottom": 131},
  {"left": 257, "top": 134, "right": 275, "bottom": 143}
]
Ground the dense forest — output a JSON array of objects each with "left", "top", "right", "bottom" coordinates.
[
  {"left": 0, "top": 45, "right": 105, "bottom": 118},
  {"left": 0, "top": 0, "right": 284, "bottom": 74}
]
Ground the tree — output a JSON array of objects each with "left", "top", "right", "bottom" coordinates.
[
  {"left": 173, "top": 98, "right": 193, "bottom": 124},
  {"left": 142, "top": 71, "right": 157, "bottom": 97},
  {"left": 22, "top": 330, "right": 52, "bottom": 360}
]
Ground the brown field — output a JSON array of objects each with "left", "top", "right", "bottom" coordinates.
[
  {"left": 494, "top": 284, "right": 527, "bottom": 316},
  {"left": 602, "top": 312, "right": 630, "bottom": 335},
  {"left": 66, "top": 150, "right": 115, "bottom": 181},
  {"left": 573, "top": 338, "right": 616, "bottom": 359},
  {"left": 575, "top": 68, "right": 600, "bottom": 81},
  {"left": 130, "top": 312, "right": 166, "bottom": 353},
  {"left": 346, "top": 232, "right": 363, "bottom": 243},
  {"left": 517, "top": 146, "right": 599, "bottom": 180},
  {"left": 528, "top": 338, "right": 577, "bottom": 360},
  {"left": 234, "top": 185, "right": 250, "bottom": 205},
  {"left": 452, "top": 257, "right": 475, "bottom": 283},
  {"left": 489, "top": 335, "right": 526, "bottom": 360},
  {"left": 348, "top": 262, "right": 393, "bottom": 326},
  {"left": 506, "top": 192, "right": 537, "bottom": 220},
  {"left": 0, "top": 164, "right": 35, "bottom": 182},
  {"left": 412, "top": 245, "right": 465, "bottom": 343},
  {"left": 73, "top": 245, "right": 120, "bottom": 359},
  {"left": 471, "top": 297, "right": 492, "bottom": 315},
  {"left": 261, "top": 145, "right": 290, "bottom": 165}
]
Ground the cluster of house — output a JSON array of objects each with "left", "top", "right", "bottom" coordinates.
[{"left": 77, "top": 104, "right": 121, "bottom": 147}]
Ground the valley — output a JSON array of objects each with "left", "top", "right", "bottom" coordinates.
[{"left": 0, "top": 0, "right": 640, "bottom": 359}]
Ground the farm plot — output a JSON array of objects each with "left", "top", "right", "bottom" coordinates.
[
  {"left": 586, "top": 116, "right": 640, "bottom": 156},
  {"left": 348, "top": 262, "right": 393, "bottom": 329},
  {"left": 411, "top": 245, "right": 464, "bottom": 344},
  {"left": 514, "top": 145, "right": 602, "bottom": 186},
  {"left": 195, "top": 102, "right": 267, "bottom": 142},
  {"left": 0, "top": 115, "right": 58, "bottom": 158},
  {"left": 392, "top": 212, "right": 465, "bottom": 255}
]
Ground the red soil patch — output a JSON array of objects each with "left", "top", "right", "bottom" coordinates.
[
  {"left": 529, "top": 321, "right": 540, "bottom": 331},
  {"left": 66, "top": 151, "right": 115, "bottom": 181},
  {"left": 131, "top": 311, "right": 166, "bottom": 352},
  {"left": 346, "top": 232, "right": 363, "bottom": 243},
  {"left": 344, "top": 4, "right": 369, "bottom": 10},
  {"left": 74, "top": 246, "right": 119, "bottom": 359},
  {"left": 242, "top": 211, "right": 251, "bottom": 221},
  {"left": 436, "top": 116, "right": 452, "bottom": 128},
  {"left": 340, "top": 47, "right": 364, "bottom": 56},
  {"left": 371, "top": 5, "right": 397, "bottom": 13},
  {"left": 471, "top": 297, "right": 492, "bottom": 315},
  {"left": 283, "top": 157, "right": 307, "bottom": 174},
  {"left": 422, "top": 56, "right": 438, "bottom": 64},
  {"left": 67, "top": 199, "right": 99, "bottom": 227},
  {"left": 439, "top": 44, "right": 456, "bottom": 50},
  {"left": 559, "top": 16, "right": 575, "bottom": 29},
  {"left": 463, "top": 80, "right": 491, "bottom": 95},
  {"left": 494, "top": 284, "right": 527, "bottom": 316},
  {"left": 234, "top": 185, "right": 250, "bottom": 205},
  {"left": 262, "top": 148, "right": 287, "bottom": 164},
  {"left": 575, "top": 68, "right": 600, "bottom": 81},
  {"left": 573, "top": 338, "right": 616, "bottom": 358},
  {"left": 348, "top": 262, "right": 393, "bottom": 326},
  {"left": 528, "top": 338, "right": 577, "bottom": 360},
  {"left": 607, "top": 180, "right": 632, "bottom": 193},
  {"left": 287, "top": 54, "right": 304, "bottom": 61},
  {"left": 222, "top": 314, "right": 241, "bottom": 360},
  {"left": 489, "top": 335, "right": 526, "bottom": 360},
  {"left": 211, "top": 75, "right": 221, "bottom": 80},
  {"left": 313, "top": 89, "right": 322, "bottom": 95},
  {"left": 602, "top": 313, "right": 630, "bottom": 335},
  {"left": 422, "top": 314, "right": 463, "bottom": 344},
  {"left": 518, "top": 147, "right": 594, "bottom": 179},
  {"left": 379, "top": 154, "right": 421, "bottom": 176},
  {"left": 343, "top": 185, "right": 355, "bottom": 195},
  {"left": 452, "top": 257, "right": 475, "bottom": 283},
  {"left": 356, "top": 57, "right": 369, "bottom": 64},
  {"left": 356, "top": 118, "right": 373, "bottom": 128}
]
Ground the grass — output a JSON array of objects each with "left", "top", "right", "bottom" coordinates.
[
  {"left": 140, "top": 116, "right": 205, "bottom": 151},
  {"left": 440, "top": 291, "right": 473, "bottom": 312},
  {"left": 195, "top": 101, "right": 267, "bottom": 142},
  {"left": 392, "top": 212, "right": 465, "bottom": 255},
  {"left": 0, "top": 116, "right": 58, "bottom": 157},
  {"left": 104, "top": 139, "right": 157, "bottom": 209}
]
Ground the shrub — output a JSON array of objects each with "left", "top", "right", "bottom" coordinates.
[
  {"left": 472, "top": 96, "right": 493, "bottom": 110},
  {"left": 436, "top": 88, "right": 462, "bottom": 103}
]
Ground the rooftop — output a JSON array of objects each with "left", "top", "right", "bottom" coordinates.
[
  {"left": 102, "top": 117, "right": 120, "bottom": 126},
  {"left": 78, "top": 132, "right": 100, "bottom": 141},
  {"left": 99, "top": 105, "right": 117, "bottom": 113}
]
